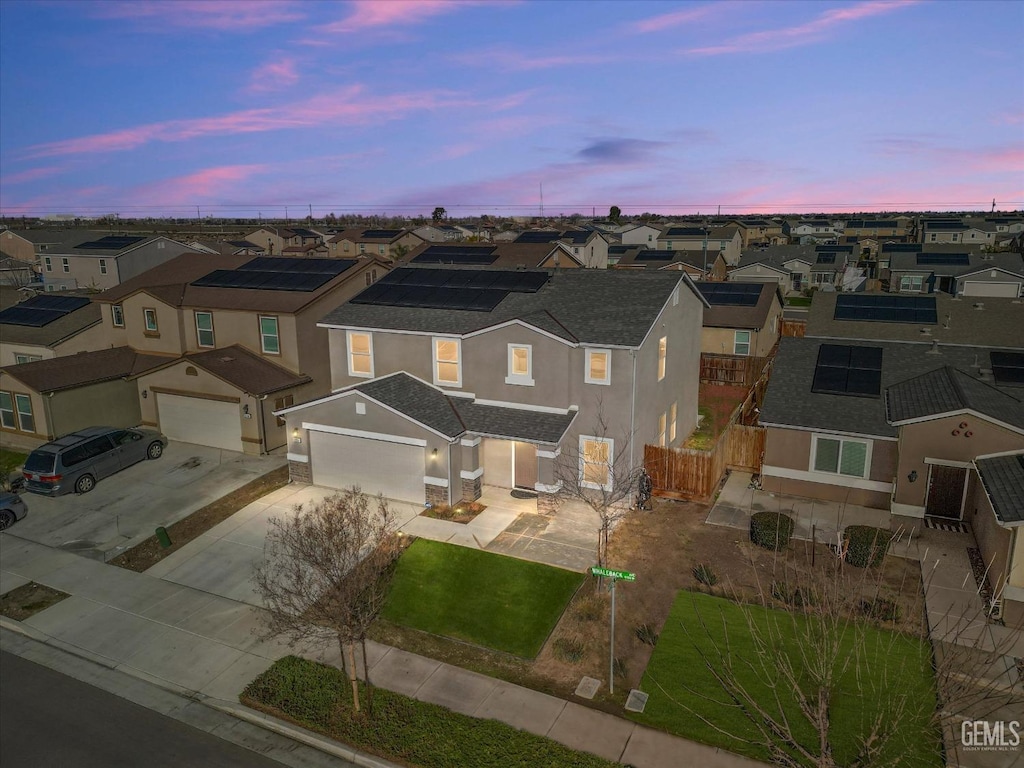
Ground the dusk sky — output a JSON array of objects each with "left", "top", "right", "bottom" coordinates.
[{"left": 1, "top": 0, "right": 1021, "bottom": 219}]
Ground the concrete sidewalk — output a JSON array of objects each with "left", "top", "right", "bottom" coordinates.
[{"left": 0, "top": 533, "right": 762, "bottom": 768}]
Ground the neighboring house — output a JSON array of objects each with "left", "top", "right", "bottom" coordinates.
[
  {"left": 695, "top": 282, "right": 783, "bottom": 358},
  {"left": 920, "top": 219, "right": 971, "bottom": 244},
  {"left": 39, "top": 234, "right": 192, "bottom": 291},
  {"left": 278, "top": 267, "right": 708, "bottom": 513},
  {"left": 399, "top": 242, "right": 583, "bottom": 270},
  {"left": 842, "top": 219, "right": 904, "bottom": 239},
  {"left": 246, "top": 227, "right": 325, "bottom": 255},
  {"left": 969, "top": 451, "right": 1024, "bottom": 625},
  {"left": 187, "top": 239, "right": 266, "bottom": 257},
  {"left": 557, "top": 230, "right": 609, "bottom": 269},
  {"left": 327, "top": 228, "right": 424, "bottom": 259},
  {"left": 656, "top": 226, "right": 743, "bottom": 266},
  {"left": 808, "top": 248, "right": 850, "bottom": 290},
  {"left": 613, "top": 249, "right": 728, "bottom": 280},
  {"left": 888, "top": 250, "right": 1024, "bottom": 296},
  {"left": 786, "top": 219, "right": 840, "bottom": 243},
  {"left": 413, "top": 224, "right": 474, "bottom": 242},
  {"left": 730, "top": 245, "right": 818, "bottom": 293},
  {"left": 726, "top": 219, "right": 786, "bottom": 248},
  {"left": 2, "top": 228, "right": 95, "bottom": 263},
  {"left": 0, "top": 254, "right": 39, "bottom": 288},
  {"left": 0, "top": 292, "right": 107, "bottom": 366},
  {"left": 86, "top": 253, "right": 390, "bottom": 454},
  {"left": 620, "top": 223, "right": 662, "bottom": 247}
]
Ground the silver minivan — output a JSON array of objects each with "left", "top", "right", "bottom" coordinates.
[{"left": 22, "top": 426, "right": 168, "bottom": 496}]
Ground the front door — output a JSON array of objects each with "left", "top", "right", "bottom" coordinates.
[
  {"left": 513, "top": 442, "right": 537, "bottom": 490},
  {"left": 925, "top": 465, "right": 967, "bottom": 519}
]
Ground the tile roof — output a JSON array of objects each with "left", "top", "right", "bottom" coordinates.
[
  {"left": 1, "top": 346, "right": 168, "bottom": 393},
  {"left": 974, "top": 453, "right": 1024, "bottom": 525},
  {"left": 885, "top": 367, "right": 1024, "bottom": 429},
  {"left": 183, "top": 345, "right": 311, "bottom": 396},
  {"left": 321, "top": 268, "right": 696, "bottom": 347}
]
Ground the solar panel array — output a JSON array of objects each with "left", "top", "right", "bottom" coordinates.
[
  {"left": 411, "top": 245, "right": 498, "bottom": 265},
  {"left": 834, "top": 294, "right": 937, "bottom": 324},
  {"left": 514, "top": 231, "right": 561, "bottom": 244},
  {"left": 881, "top": 243, "right": 922, "bottom": 253},
  {"left": 634, "top": 250, "right": 674, "bottom": 261},
  {"left": 991, "top": 351, "right": 1024, "bottom": 386},
  {"left": 361, "top": 229, "right": 403, "bottom": 239},
  {"left": 350, "top": 268, "right": 549, "bottom": 312},
  {"left": 191, "top": 258, "right": 356, "bottom": 292},
  {"left": 815, "top": 253, "right": 837, "bottom": 264},
  {"left": 811, "top": 344, "right": 883, "bottom": 397},
  {"left": 916, "top": 253, "right": 970, "bottom": 266},
  {"left": 74, "top": 235, "right": 146, "bottom": 250},
  {"left": 697, "top": 282, "right": 763, "bottom": 306},
  {"left": 0, "top": 294, "right": 91, "bottom": 327}
]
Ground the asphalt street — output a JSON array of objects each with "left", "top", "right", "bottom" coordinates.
[{"left": 0, "top": 651, "right": 286, "bottom": 768}]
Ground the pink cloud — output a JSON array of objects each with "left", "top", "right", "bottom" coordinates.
[
  {"left": 630, "top": 3, "right": 722, "bottom": 34},
  {"left": 0, "top": 166, "right": 66, "bottom": 186},
  {"left": 89, "top": 0, "right": 305, "bottom": 30},
  {"left": 685, "top": 0, "right": 920, "bottom": 56},
  {"left": 453, "top": 47, "right": 612, "bottom": 72},
  {"left": 135, "top": 164, "right": 267, "bottom": 206},
  {"left": 24, "top": 86, "right": 528, "bottom": 159},
  {"left": 248, "top": 56, "right": 300, "bottom": 93},
  {"left": 324, "top": 0, "right": 477, "bottom": 34}
]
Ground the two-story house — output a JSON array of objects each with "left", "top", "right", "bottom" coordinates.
[
  {"left": 656, "top": 226, "right": 743, "bottom": 266},
  {"left": 247, "top": 226, "right": 325, "bottom": 256},
  {"left": 0, "top": 290, "right": 107, "bottom": 366},
  {"left": 612, "top": 249, "right": 728, "bottom": 280},
  {"left": 729, "top": 245, "right": 817, "bottom": 293},
  {"left": 39, "top": 234, "right": 193, "bottom": 291},
  {"left": 888, "top": 249, "right": 1024, "bottom": 296},
  {"left": 695, "top": 282, "right": 783, "bottom": 359},
  {"left": 278, "top": 267, "right": 707, "bottom": 514},
  {"left": 327, "top": 228, "right": 424, "bottom": 260}
]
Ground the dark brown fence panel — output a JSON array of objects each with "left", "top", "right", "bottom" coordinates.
[
  {"left": 781, "top": 319, "right": 806, "bottom": 337},
  {"left": 646, "top": 424, "right": 766, "bottom": 501},
  {"left": 699, "top": 353, "right": 769, "bottom": 387}
]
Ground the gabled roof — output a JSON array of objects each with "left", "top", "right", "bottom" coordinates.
[
  {"left": 888, "top": 251, "right": 1024, "bottom": 277},
  {"left": 351, "top": 373, "right": 465, "bottom": 437},
  {"left": 180, "top": 345, "right": 311, "bottom": 396},
  {"left": 0, "top": 298, "right": 101, "bottom": 348},
  {"left": 974, "top": 453, "right": 1024, "bottom": 525},
  {"left": 613, "top": 249, "right": 718, "bottom": 271},
  {"left": 885, "top": 367, "right": 1024, "bottom": 431},
  {"left": 400, "top": 241, "right": 580, "bottom": 270},
  {"left": 1, "top": 346, "right": 168, "bottom": 393},
  {"left": 696, "top": 281, "right": 782, "bottom": 330},
  {"left": 737, "top": 244, "right": 818, "bottom": 270}
]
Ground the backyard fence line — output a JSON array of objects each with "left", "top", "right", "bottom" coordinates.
[
  {"left": 699, "top": 352, "right": 770, "bottom": 387},
  {"left": 645, "top": 423, "right": 766, "bottom": 501},
  {"left": 781, "top": 319, "right": 806, "bottom": 337}
]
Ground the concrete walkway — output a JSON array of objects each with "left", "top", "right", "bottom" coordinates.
[{"left": 0, "top": 532, "right": 762, "bottom": 768}]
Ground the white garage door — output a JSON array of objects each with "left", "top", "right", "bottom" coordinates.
[
  {"left": 961, "top": 281, "right": 1020, "bottom": 297},
  {"left": 157, "top": 393, "right": 243, "bottom": 452},
  {"left": 309, "top": 430, "right": 425, "bottom": 504}
]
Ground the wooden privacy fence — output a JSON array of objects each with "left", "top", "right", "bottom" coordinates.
[
  {"left": 781, "top": 319, "right": 806, "bottom": 337},
  {"left": 699, "top": 353, "right": 769, "bottom": 387},
  {"left": 646, "top": 423, "right": 766, "bottom": 501}
]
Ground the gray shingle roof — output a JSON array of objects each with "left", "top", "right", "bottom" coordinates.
[
  {"left": 452, "top": 400, "right": 576, "bottom": 444},
  {"left": 885, "top": 367, "right": 1024, "bottom": 430},
  {"left": 354, "top": 374, "right": 465, "bottom": 437},
  {"left": 321, "top": 269, "right": 693, "bottom": 347},
  {"left": 974, "top": 453, "right": 1024, "bottom": 525},
  {"left": 888, "top": 251, "right": 1024, "bottom": 278}
]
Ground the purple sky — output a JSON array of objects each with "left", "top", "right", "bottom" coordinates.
[{"left": 1, "top": 0, "right": 1021, "bottom": 219}]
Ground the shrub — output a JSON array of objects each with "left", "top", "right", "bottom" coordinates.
[
  {"left": 573, "top": 594, "right": 605, "bottom": 622},
  {"left": 750, "top": 511, "right": 795, "bottom": 551},
  {"left": 692, "top": 563, "right": 719, "bottom": 586},
  {"left": 771, "top": 581, "right": 817, "bottom": 608},
  {"left": 859, "top": 597, "right": 901, "bottom": 622},
  {"left": 635, "top": 623, "right": 659, "bottom": 646},
  {"left": 613, "top": 657, "right": 627, "bottom": 679},
  {"left": 844, "top": 525, "right": 890, "bottom": 568},
  {"left": 552, "top": 636, "right": 586, "bottom": 663}
]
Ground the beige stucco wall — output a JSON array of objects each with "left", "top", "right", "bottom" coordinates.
[
  {"left": 1, "top": 231, "right": 37, "bottom": 261},
  {"left": 966, "top": 471, "right": 1012, "bottom": 595},
  {"left": 0, "top": 344, "right": 56, "bottom": 368},
  {"left": 892, "top": 416, "right": 1024, "bottom": 507},
  {"left": 0, "top": 373, "right": 48, "bottom": 439},
  {"left": 118, "top": 293, "right": 185, "bottom": 355}
]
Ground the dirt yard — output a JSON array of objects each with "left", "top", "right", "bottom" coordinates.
[{"left": 0, "top": 581, "right": 69, "bottom": 621}]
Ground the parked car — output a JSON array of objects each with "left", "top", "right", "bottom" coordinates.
[
  {"left": 22, "top": 426, "right": 168, "bottom": 497},
  {"left": 0, "top": 490, "right": 28, "bottom": 530}
]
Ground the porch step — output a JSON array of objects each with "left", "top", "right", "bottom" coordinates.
[{"left": 923, "top": 517, "right": 970, "bottom": 534}]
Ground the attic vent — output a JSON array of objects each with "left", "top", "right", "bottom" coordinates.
[
  {"left": 973, "top": 302, "right": 984, "bottom": 310},
  {"left": 185, "top": 366, "right": 198, "bottom": 376},
  {"left": 219, "top": 356, "right": 235, "bottom": 363},
  {"left": 919, "top": 327, "right": 931, "bottom": 335}
]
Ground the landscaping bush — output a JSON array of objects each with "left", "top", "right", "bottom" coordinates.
[
  {"left": 693, "top": 563, "right": 719, "bottom": 586},
  {"left": 859, "top": 597, "right": 901, "bottom": 623},
  {"left": 750, "top": 511, "right": 795, "bottom": 551},
  {"left": 552, "top": 636, "right": 586, "bottom": 663},
  {"left": 635, "top": 623, "right": 659, "bottom": 646},
  {"left": 573, "top": 594, "right": 605, "bottom": 622},
  {"left": 844, "top": 525, "right": 890, "bottom": 568},
  {"left": 771, "top": 581, "right": 817, "bottom": 608}
]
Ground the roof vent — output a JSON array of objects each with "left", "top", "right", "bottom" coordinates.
[
  {"left": 973, "top": 302, "right": 984, "bottom": 310},
  {"left": 219, "top": 356, "right": 234, "bottom": 363},
  {"left": 943, "top": 312, "right": 951, "bottom": 329},
  {"left": 971, "top": 354, "right": 980, "bottom": 369},
  {"left": 926, "top": 340, "right": 941, "bottom": 355},
  {"left": 920, "top": 327, "right": 931, "bottom": 335}
]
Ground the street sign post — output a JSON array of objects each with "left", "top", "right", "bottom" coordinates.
[{"left": 590, "top": 566, "right": 637, "bottom": 694}]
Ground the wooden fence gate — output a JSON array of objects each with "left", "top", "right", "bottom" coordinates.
[{"left": 645, "top": 423, "right": 765, "bottom": 501}]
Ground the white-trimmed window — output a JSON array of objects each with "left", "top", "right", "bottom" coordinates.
[
  {"left": 347, "top": 331, "right": 374, "bottom": 378},
  {"left": 658, "top": 412, "right": 667, "bottom": 447},
  {"left": 505, "top": 344, "right": 533, "bottom": 386},
  {"left": 260, "top": 316, "right": 280, "bottom": 354},
  {"left": 585, "top": 348, "right": 611, "bottom": 385},
  {"left": 14, "top": 353, "right": 41, "bottom": 364},
  {"left": 99, "top": 258, "right": 107, "bottom": 275},
  {"left": 195, "top": 311, "right": 215, "bottom": 347},
  {"left": 0, "top": 392, "right": 14, "bottom": 429},
  {"left": 111, "top": 304, "right": 124, "bottom": 328},
  {"left": 143, "top": 308, "right": 159, "bottom": 333},
  {"left": 811, "top": 434, "right": 870, "bottom": 478},
  {"left": 61, "top": 257, "right": 70, "bottom": 273},
  {"left": 658, "top": 336, "right": 667, "bottom": 381},
  {"left": 44, "top": 257, "right": 52, "bottom": 272},
  {"left": 434, "top": 337, "right": 461, "bottom": 386},
  {"left": 15, "top": 393, "right": 34, "bottom": 432},
  {"left": 669, "top": 402, "right": 677, "bottom": 442},
  {"left": 899, "top": 275, "right": 923, "bottom": 292},
  {"left": 580, "top": 436, "right": 613, "bottom": 491},
  {"left": 734, "top": 330, "right": 751, "bottom": 356}
]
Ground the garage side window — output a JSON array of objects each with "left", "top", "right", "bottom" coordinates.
[
  {"left": 433, "top": 337, "right": 461, "bottom": 387},
  {"left": 260, "top": 316, "right": 280, "bottom": 355},
  {"left": 0, "top": 391, "right": 15, "bottom": 429},
  {"left": 347, "top": 331, "right": 374, "bottom": 378},
  {"left": 14, "top": 393, "right": 34, "bottom": 433}
]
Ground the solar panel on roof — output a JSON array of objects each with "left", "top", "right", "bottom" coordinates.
[
  {"left": 697, "top": 282, "right": 762, "bottom": 306},
  {"left": 991, "top": 351, "right": 1024, "bottom": 387},
  {"left": 811, "top": 343, "right": 883, "bottom": 397},
  {"left": 834, "top": 294, "right": 937, "bottom": 324},
  {"left": 815, "top": 253, "right": 837, "bottom": 264},
  {"left": 74, "top": 236, "right": 146, "bottom": 250},
  {"left": 238, "top": 257, "right": 353, "bottom": 275},
  {"left": 513, "top": 231, "right": 560, "bottom": 243},
  {"left": 916, "top": 253, "right": 970, "bottom": 266},
  {"left": 412, "top": 245, "right": 499, "bottom": 265},
  {"left": 351, "top": 284, "right": 507, "bottom": 312},
  {"left": 882, "top": 243, "right": 922, "bottom": 252},
  {"left": 190, "top": 257, "right": 355, "bottom": 292},
  {"left": 361, "top": 229, "right": 403, "bottom": 238},
  {"left": 0, "top": 294, "right": 91, "bottom": 328},
  {"left": 377, "top": 267, "right": 548, "bottom": 293},
  {"left": 635, "top": 250, "right": 673, "bottom": 261}
]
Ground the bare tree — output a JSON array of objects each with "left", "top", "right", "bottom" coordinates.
[
  {"left": 554, "top": 409, "right": 642, "bottom": 568},
  {"left": 252, "top": 488, "right": 401, "bottom": 713}
]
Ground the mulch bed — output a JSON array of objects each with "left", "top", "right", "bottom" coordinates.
[{"left": 419, "top": 502, "right": 486, "bottom": 525}]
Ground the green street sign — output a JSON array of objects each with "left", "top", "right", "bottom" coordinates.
[{"left": 591, "top": 566, "right": 636, "bottom": 581}]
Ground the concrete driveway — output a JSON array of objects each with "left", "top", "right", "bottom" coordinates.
[{"left": 7, "top": 442, "right": 285, "bottom": 562}]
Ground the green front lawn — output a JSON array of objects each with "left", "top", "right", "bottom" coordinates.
[
  {"left": 0, "top": 448, "right": 28, "bottom": 487},
  {"left": 786, "top": 295, "right": 812, "bottom": 306},
  {"left": 381, "top": 539, "right": 584, "bottom": 658},
  {"left": 632, "top": 591, "right": 942, "bottom": 767}
]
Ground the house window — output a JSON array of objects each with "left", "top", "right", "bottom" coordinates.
[
  {"left": 585, "top": 348, "right": 611, "bottom": 385},
  {"left": 658, "top": 336, "right": 667, "bottom": 381},
  {"left": 734, "top": 331, "right": 751, "bottom": 356},
  {"left": 506, "top": 344, "right": 533, "bottom": 386},
  {"left": 359, "top": 243, "right": 366, "bottom": 254},
  {"left": 260, "top": 316, "right": 280, "bottom": 354},
  {"left": 930, "top": 234, "right": 937, "bottom": 242},
  {"left": 811, "top": 435, "right": 869, "bottom": 478},
  {"left": 580, "top": 436, "right": 613, "bottom": 491},
  {"left": 44, "top": 257, "right": 52, "bottom": 272},
  {"left": 647, "top": 234, "right": 652, "bottom": 242},
  {"left": 343, "top": 242, "right": 351, "bottom": 252},
  {"left": 99, "top": 259, "right": 107, "bottom": 275},
  {"left": 195, "top": 311, "right": 215, "bottom": 347},
  {"left": 658, "top": 413, "right": 667, "bottom": 447},
  {"left": 143, "top": 308, "right": 159, "bottom": 333},
  {"left": 14, "top": 354, "right": 42, "bottom": 364},
  {"left": 670, "top": 402, "right": 677, "bottom": 442},
  {"left": 665, "top": 241, "right": 673, "bottom": 250},
  {"left": 433, "top": 337, "right": 461, "bottom": 386},
  {"left": 15, "top": 393, "right": 34, "bottom": 433},
  {"left": 0, "top": 392, "right": 14, "bottom": 429},
  {"left": 347, "top": 331, "right": 373, "bottom": 377},
  {"left": 378, "top": 244, "right": 385, "bottom": 255},
  {"left": 364, "top": 272, "right": 373, "bottom": 286},
  {"left": 274, "top": 394, "right": 294, "bottom": 427},
  {"left": 61, "top": 257, "right": 70, "bottom": 273},
  {"left": 111, "top": 304, "right": 124, "bottom": 327},
  {"left": 899, "top": 275, "right": 923, "bottom": 292}
]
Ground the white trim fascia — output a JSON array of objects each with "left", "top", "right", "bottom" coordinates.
[
  {"left": 889, "top": 408, "right": 1024, "bottom": 436},
  {"left": 460, "top": 467, "right": 484, "bottom": 480},
  {"left": 286, "top": 452, "right": 309, "bottom": 463},
  {"left": 762, "top": 464, "right": 893, "bottom": 493},
  {"left": 537, "top": 448, "right": 560, "bottom": 459},
  {"left": 460, "top": 436, "right": 481, "bottom": 447},
  {"left": 280, "top": 370, "right": 410, "bottom": 414},
  {"left": 636, "top": 274, "right": 702, "bottom": 353},
  {"left": 291, "top": 387, "right": 456, "bottom": 441},
  {"left": 956, "top": 266, "right": 1024, "bottom": 280},
  {"left": 472, "top": 398, "right": 572, "bottom": 415},
  {"left": 974, "top": 448, "right": 1024, "bottom": 460},
  {"left": 584, "top": 348, "right": 612, "bottom": 386},
  {"left": 535, "top": 482, "right": 561, "bottom": 494},
  {"left": 464, "top": 319, "right": 576, "bottom": 347},
  {"left": 424, "top": 475, "right": 449, "bottom": 488},
  {"left": 319, "top": 318, "right": 578, "bottom": 347},
  {"left": 302, "top": 423, "right": 427, "bottom": 447},
  {"left": 345, "top": 330, "right": 374, "bottom": 379},
  {"left": 924, "top": 457, "right": 973, "bottom": 468},
  {"left": 759, "top": 421, "right": 898, "bottom": 442},
  {"left": 442, "top": 389, "right": 474, "bottom": 399},
  {"left": 890, "top": 501, "right": 925, "bottom": 518}
]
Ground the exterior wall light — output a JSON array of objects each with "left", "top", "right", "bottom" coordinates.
[
  {"left": 292, "top": 428, "right": 301, "bottom": 444},
  {"left": 908, "top": 470, "right": 918, "bottom": 483}
]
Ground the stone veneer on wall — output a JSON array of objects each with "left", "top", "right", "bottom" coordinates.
[
  {"left": 289, "top": 460, "right": 311, "bottom": 484},
  {"left": 461, "top": 476, "right": 482, "bottom": 502},
  {"left": 425, "top": 483, "right": 447, "bottom": 508}
]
